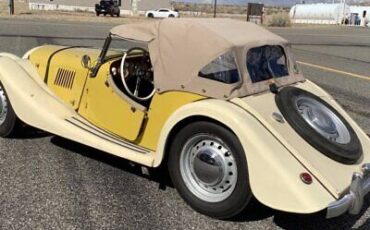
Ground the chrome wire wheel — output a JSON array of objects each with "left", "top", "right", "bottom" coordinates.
[
  {"left": 0, "top": 84, "right": 8, "bottom": 126},
  {"left": 295, "top": 96, "right": 351, "bottom": 144},
  {"left": 179, "top": 134, "right": 238, "bottom": 203}
]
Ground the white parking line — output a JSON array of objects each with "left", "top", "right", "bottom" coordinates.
[{"left": 277, "top": 33, "right": 370, "bottom": 38}]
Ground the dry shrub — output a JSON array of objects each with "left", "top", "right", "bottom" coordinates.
[{"left": 267, "top": 12, "right": 291, "bottom": 27}]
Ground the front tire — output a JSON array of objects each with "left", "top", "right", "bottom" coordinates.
[
  {"left": 0, "top": 83, "right": 17, "bottom": 137},
  {"left": 168, "top": 121, "right": 251, "bottom": 219}
]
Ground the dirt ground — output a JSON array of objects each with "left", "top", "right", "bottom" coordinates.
[
  {"left": 0, "top": 1, "right": 335, "bottom": 28},
  {"left": 0, "top": 1, "right": 147, "bottom": 24}
]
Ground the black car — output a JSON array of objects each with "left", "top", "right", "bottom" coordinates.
[{"left": 95, "top": 0, "right": 120, "bottom": 17}]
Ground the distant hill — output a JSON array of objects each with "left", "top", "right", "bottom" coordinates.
[{"left": 174, "top": 0, "right": 370, "bottom": 7}]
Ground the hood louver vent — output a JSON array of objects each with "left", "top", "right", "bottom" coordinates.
[{"left": 54, "top": 68, "right": 76, "bottom": 89}]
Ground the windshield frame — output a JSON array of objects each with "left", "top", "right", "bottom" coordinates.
[
  {"left": 91, "top": 34, "right": 144, "bottom": 77},
  {"left": 91, "top": 34, "right": 112, "bottom": 77}
]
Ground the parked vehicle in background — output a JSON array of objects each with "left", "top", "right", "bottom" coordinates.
[
  {"left": 95, "top": 0, "right": 120, "bottom": 17},
  {"left": 145, "top": 8, "right": 179, "bottom": 18}
]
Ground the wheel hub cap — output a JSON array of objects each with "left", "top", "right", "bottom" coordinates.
[
  {"left": 296, "top": 96, "right": 351, "bottom": 144},
  {"left": 180, "top": 135, "right": 238, "bottom": 203},
  {"left": 193, "top": 149, "right": 224, "bottom": 186}
]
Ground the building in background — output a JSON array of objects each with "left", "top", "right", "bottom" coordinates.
[
  {"left": 290, "top": 3, "right": 350, "bottom": 25},
  {"left": 350, "top": 6, "right": 370, "bottom": 26},
  {"left": 29, "top": 0, "right": 172, "bottom": 15}
]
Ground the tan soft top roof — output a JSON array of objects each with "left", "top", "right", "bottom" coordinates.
[{"left": 111, "top": 18, "right": 296, "bottom": 99}]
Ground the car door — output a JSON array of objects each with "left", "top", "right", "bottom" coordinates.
[
  {"left": 158, "top": 9, "right": 169, "bottom": 18},
  {"left": 78, "top": 60, "right": 146, "bottom": 142}
]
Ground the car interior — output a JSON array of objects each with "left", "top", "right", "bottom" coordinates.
[{"left": 109, "top": 47, "right": 155, "bottom": 108}]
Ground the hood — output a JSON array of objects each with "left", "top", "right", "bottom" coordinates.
[
  {"left": 28, "top": 45, "right": 102, "bottom": 82},
  {"left": 27, "top": 45, "right": 104, "bottom": 110}
]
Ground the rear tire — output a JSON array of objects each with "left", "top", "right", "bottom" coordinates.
[
  {"left": 168, "top": 121, "right": 251, "bottom": 219},
  {"left": 169, "top": 14, "right": 175, "bottom": 18},
  {"left": 0, "top": 83, "right": 18, "bottom": 137}
]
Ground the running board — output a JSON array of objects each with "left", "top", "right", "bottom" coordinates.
[{"left": 66, "top": 117, "right": 150, "bottom": 154}]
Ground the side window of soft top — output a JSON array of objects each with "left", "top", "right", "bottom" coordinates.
[
  {"left": 246, "top": 45, "right": 289, "bottom": 83},
  {"left": 198, "top": 51, "right": 240, "bottom": 84}
]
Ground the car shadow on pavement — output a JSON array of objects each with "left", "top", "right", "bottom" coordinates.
[
  {"left": 49, "top": 136, "right": 370, "bottom": 228},
  {"left": 13, "top": 125, "right": 51, "bottom": 139},
  {"left": 272, "top": 195, "right": 370, "bottom": 230},
  {"left": 50, "top": 136, "right": 173, "bottom": 190}
]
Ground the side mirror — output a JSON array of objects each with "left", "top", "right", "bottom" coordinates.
[{"left": 81, "top": 55, "right": 92, "bottom": 70}]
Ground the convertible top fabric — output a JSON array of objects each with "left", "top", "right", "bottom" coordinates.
[{"left": 110, "top": 18, "right": 304, "bottom": 99}]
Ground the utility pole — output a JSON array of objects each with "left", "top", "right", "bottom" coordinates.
[
  {"left": 8, "top": 0, "right": 14, "bottom": 15},
  {"left": 213, "top": 0, "right": 217, "bottom": 18},
  {"left": 342, "top": 0, "right": 346, "bottom": 25}
]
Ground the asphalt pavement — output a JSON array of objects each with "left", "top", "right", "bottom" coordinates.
[{"left": 0, "top": 18, "right": 369, "bottom": 229}]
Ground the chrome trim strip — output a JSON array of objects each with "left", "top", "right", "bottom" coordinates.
[{"left": 327, "top": 163, "right": 370, "bottom": 218}]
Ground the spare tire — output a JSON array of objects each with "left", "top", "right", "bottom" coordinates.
[{"left": 275, "top": 86, "right": 362, "bottom": 164}]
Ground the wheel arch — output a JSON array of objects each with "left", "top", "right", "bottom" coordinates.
[{"left": 154, "top": 99, "right": 336, "bottom": 214}]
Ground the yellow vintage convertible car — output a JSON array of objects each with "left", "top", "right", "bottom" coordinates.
[{"left": 0, "top": 19, "right": 369, "bottom": 219}]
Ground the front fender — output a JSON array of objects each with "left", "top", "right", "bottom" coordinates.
[
  {"left": 155, "top": 99, "right": 335, "bottom": 214},
  {"left": 0, "top": 55, "right": 68, "bottom": 126},
  {"left": 0, "top": 52, "right": 20, "bottom": 60}
]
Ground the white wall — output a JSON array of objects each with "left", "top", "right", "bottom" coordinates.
[{"left": 290, "top": 3, "right": 350, "bottom": 25}]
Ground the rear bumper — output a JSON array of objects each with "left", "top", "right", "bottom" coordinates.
[{"left": 326, "top": 163, "right": 370, "bottom": 218}]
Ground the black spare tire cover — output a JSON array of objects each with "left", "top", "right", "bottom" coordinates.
[{"left": 275, "top": 86, "right": 362, "bottom": 164}]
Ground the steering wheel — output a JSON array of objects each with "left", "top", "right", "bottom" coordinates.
[{"left": 120, "top": 47, "right": 155, "bottom": 101}]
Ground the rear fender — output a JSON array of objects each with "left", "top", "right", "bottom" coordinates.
[{"left": 155, "top": 99, "right": 335, "bottom": 214}]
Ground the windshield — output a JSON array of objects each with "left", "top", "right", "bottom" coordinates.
[
  {"left": 246, "top": 45, "right": 289, "bottom": 83},
  {"left": 91, "top": 35, "right": 148, "bottom": 77},
  {"left": 104, "top": 36, "right": 148, "bottom": 61}
]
